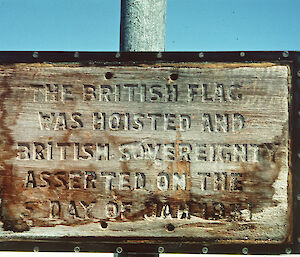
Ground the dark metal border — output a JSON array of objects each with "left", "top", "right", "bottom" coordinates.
[
  {"left": 0, "top": 50, "right": 298, "bottom": 64},
  {"left": 0, "top": 51, "right": 299, "bottom": 255}
]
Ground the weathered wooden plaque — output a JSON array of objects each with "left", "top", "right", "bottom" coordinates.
[{"left": 0, "top": 62, "right": 291, "bottom": 245}]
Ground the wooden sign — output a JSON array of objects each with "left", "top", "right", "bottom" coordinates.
[{"left": 0, "top": 61, "right": 291, "bottom": 247}]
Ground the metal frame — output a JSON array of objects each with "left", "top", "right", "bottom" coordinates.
[{"left": 0, "top": 51, "right": 299, "bottom": 255}]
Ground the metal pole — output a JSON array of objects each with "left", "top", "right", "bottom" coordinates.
[
  {"left": 120, "top": 0, "right": 167, "bottom": 52},
  {"left": 118, "top": 2, "right": 166, "bottom": 255}
]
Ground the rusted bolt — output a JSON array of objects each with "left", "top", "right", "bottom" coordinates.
[
  {"left": 242, "top": 247, "right": 248, "bottom": 254},
  {"left": 240, "top": 52, "right": 245, "bottom": 57},
  {"left": 33, "top": 246, "right": 39, "bottom": 252},
  {"left": 157, "top": 52, "right": 162, "bottom": 59},
  {"left": 74, "top": 246, "right": 80, "bottom": 253},
  {"left": 285, "top": 247, "right": 292, "bottom": 254},
  {"left": 105, "top": 72, "right": 113, "bottom": 79},
  {"left": 32, "top": 52, "right": 38, "bottom": 58},
  {"left": 100, "top": 221, "right": 108, "bottom": 229},
  {"left": 158, "top": 246, "right": 164, "bottom": 253},
  {"left": 199, "top": 52, "right": 204, "bottom": 58},
  {"left": 202, "top": 247, "right": 208, "bottom": 254},
  {"left": 74, "top": 52, "right": 79, "bottom": 58},
  {"left": 282, "top": 51, "right": 289, "bottom": 57},
  {"left": 116, "top": 247, "right": 123, "bottom": 253},
  {"left": 170, "top": 73, "right": 178, "bottom": 81},
  {"left": 166, "top": 223, "right": 175, "bottom": 232}
]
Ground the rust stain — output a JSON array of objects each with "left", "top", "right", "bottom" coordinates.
[
  {"left": 0, "top": 63, "right": 290, "bottom": 243},
  {"left": 167, "top": 131, "right": 191, "bottom": 201},
  {"left": 241, "top": 144, "right": 281, "bottom": 210},
  {"left": 104, "top": 131, "right": 119, "bottom": 150},
  {"left": 15, "top": 134, "right": 286, "bottom": 224},
  {"left": 243, "top": 124, "right": 288, "bottom": 213},
  {"left": 61, "top": 129, "right": 72, "bottom": 143},
  {"left": 0, "top": 72, "right": 30, "bottom": 232}
]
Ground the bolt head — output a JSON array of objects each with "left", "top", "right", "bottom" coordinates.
[
  {"left": 242, "top": 247, "right": 248, "bottom": 254},
  {"left": 158, "top": 246, "right": 164, "bottom": 253},
  {"left": 202, "top": 247, "right": 208, "bottom": 254},
  {"left": 283, "top": 51, "right": 289, "bottom": 57},
  {"left": 285, "top": 247, "right": 292, "bottom": 254},
  {"left": 116, "top": 247, "right": 123, "bottom": 254}
]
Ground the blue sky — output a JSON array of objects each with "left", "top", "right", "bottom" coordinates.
[{"left": 0, "top": 0, "right": 299, "bottom": 51}]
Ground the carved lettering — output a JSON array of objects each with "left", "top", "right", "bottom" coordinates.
[
  {"left": 173, "top": 173, "right": 186, "bottom": 190},
  {"left": 157, "top": 172, "right": 170, "bottom": 191},
  {"left": 187, "top": 83, "right": 243, "bottom": 102},
  {"left": 50, "top": 201, "right": 61, "bottom": 219},
  {"left": 31, "top": 84, "right": 73, "bottom": 102},
  {"left": 25, "top": 170, "right": 37, "bottom": 188},
  {"left": 106, "top": 202, "right": 119, "bottom": 219},
  {"left": 196, "top": 172, "right": 243, "bottom": 192},
  {"left": 38, "top": 112, "right": 83, "bottom": 130}
]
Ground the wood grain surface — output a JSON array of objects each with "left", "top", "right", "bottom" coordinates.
[{"left": 0, "top": 63, "right": 291, "bottom": 244}]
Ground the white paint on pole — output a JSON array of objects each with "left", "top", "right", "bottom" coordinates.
[{"left": 120, "top": 0, "right": 167, "bottom": 52}]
